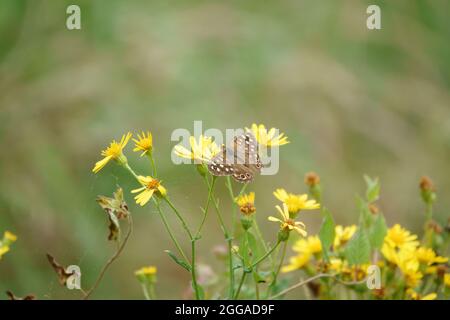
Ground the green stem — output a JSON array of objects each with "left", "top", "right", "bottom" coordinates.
[
  {"left": 196, "top": 176, "right": 217, "bottom": 237},
  {"left": 141, "top": 284, "right": 151, "bottom": 300},
  {"left": 253, "top": 220, "right": 272, "bottom": 265},
  {"left": 153, "top": 199, "right": 190, "bottom": 265},
  {"left": 226, "top": 177, "right": 247, "bottom": 236},
  {"left": 191, "top": 240, "right": 201, "bottom": 300},
  {"left": 272, "top": 240, "right": 287, "bottom": 286},
  {"left": 164, "top": 197, "right": 193, "bottom": 240},
  {"left": 147, "top": 152, "right": 158, "bottom": 177},
  {"left": 205, "top": 177, "right": 234, "bottom": 298},
  {"left": 250, "top": 240, "right": 281, "bottom": 270},
  {"left": 234, "top": 271, "right": 248, "bottom": 299},
  {"left": 253, "top": 270, "right": 260, "bottom": 300}
]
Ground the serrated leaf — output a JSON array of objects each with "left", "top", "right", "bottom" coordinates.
[
  {"left": 165, "top": 250, "right": 191, "bottom": 272},
  {"left": 318, "top": 208, "right": 335, "bottom": 262},
  {"left": 345, "top": 229, "right": 371, "bottom": 265},
  {"left": 364, "top": 175, "right": 380, "bottom": 203},
  {"left": 369, "top": 214, "right": 387, "bottom": 249}
]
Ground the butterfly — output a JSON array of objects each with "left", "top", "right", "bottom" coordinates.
[{"left": 208, "top": 132, "right": 262, "bottom": 183}]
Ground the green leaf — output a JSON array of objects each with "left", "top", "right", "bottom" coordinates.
[
  {"left": 369, "top": 214, "right": 387, "bottom": 249},
  {"left": 318, "top": 208, "right": 335, "bottom": 262},
  {"left": 165, "top": 250, "right": 191, "bottom": 272},
  {"left": 364, "top": 175, "right": 380, "bottom": 203},
  {"left": 345, "top": 229, "right": 371, "bottom": 265}
]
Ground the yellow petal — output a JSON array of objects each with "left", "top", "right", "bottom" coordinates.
[{"left": 92, "top": 155, "right": 113, "bottom": 173}]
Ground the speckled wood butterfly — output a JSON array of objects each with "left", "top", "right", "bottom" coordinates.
[{"left": 208, "top": 132, "right": 262, "bottom": 183}]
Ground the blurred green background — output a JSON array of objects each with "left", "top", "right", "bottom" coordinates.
[{"left": 1, "top": 0, "right": 449, "bottom": 299}]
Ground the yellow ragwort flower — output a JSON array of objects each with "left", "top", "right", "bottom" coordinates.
[
  {"left": 396, "top": 248, "right": 423, "bottom": 288},
  {"left": 235, "top": 192, "right": 256, "bottom": 215},
  {"left": 174, "top": 135, "right": 220, "bottom": 163},
  {"left": 131, "top": 176, "right": 167, "bottom": 206},
  {"left": 135, "top": 265, "right": 157, "bottom": 284},
  {"left": 444, "top": 273, "right": 450, "bottom": 288},
  {"left": 0, "top": 246, "right": 10, "bottom": 259},
  {"left": 268, "top": 203, "right": 307, "bottom": 237},
  {"left": 415, "top": 246, "right": 448, "bottom": 266},
  {"left": 406, "top": 289, "right": 437, "bottom": 300},
  {"left": 281, "top": 253, "right": 311, "bottom": 273},
  {"left": 333, "top": 225, "right": 357, "bottom": 249},
  {"left": 384, "top": 224, "right": 419, "bottom": 250},
  {"left": 0, "top": 231, "right": 17, "bottom": 260},
  {"left": 133, "top": 131, "right": 153, "bottom": 156},
  {"left": 4, "top": 231, "right": 17, "bottom": 242},
  {"left": 135, "top": 266, "right": 157, "bottom": 277},
  {"left": 92, "top": 132, "right": 132, "bottom": 173},
  {"left": 282, "top": 236, "right": 322, "bottom": 273},
  {"left": 328, "top": 258, "right": 345, "bottom": 273},
  {"left": 293, "top": 235, "right": 322, "bottom": 255},
  {"left": 246, "top": 124, "right": 289, "bottom": 147},
  {"left": 273, "top": 188, "right": 320, "bottom": 216}
]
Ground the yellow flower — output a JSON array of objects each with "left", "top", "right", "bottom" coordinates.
[
  {"left": 135, "top": 266, "right": 157, "bottom": 277},
  {"left": 415, "top": 246, "right": 448, "bottom": 265},
  {"left": 328, "top": 258, "right": 345, "bottom": 273},
  {"left": 4, "top": 231, "right": 17, "bottom": 243},
  {"left": 92, "top": 132, "right": 132, "bottom": 173},
  {"left": 0, "top": 245, "right": 10, "bottom": 259},
  {"left": 0, "top": 231, "right": 17, "bottom": 260},
  {"left": 444, "top": 273, "right": 450, "bottom": 288},
  {"left": 268, "top": 203, "right": 307, "bottom": 237},
  {"left": 273, "top": 189, "right": 320, "bottom": 216},
  {"left": 174, "top": 135, "right": 220, "bottom": 163},
  {"left": 235, "top": 192, "right": 256, "bottom": 215},
  {"left": 397, "top": 248, "right": 423, "bottom": 288},
  {"left": 131, "top": 176, "right": 167, "bottom": 206},
  {"left": 246, "top": 124, "right": 289, "bottom": 146},
  {"left": 135, "top": 265, "right": 157, "bottom": 284},
  {"left": 133, "top": 131, "right": 153, "bottom": 156},
  {"left": 406, "top": 289, "right": 437, "bottom": 300},
  {"left": 281, "top": 253, "right": 311, "bottom": 272},
  {"left": 384, "top": 224, "right": 419, "bottom": 250},
  {"left": 333, "top": 225, "right": 357, "bottom": 249},
  {"left": 293, "top": 235, "right": 322, "bottom": 255}
]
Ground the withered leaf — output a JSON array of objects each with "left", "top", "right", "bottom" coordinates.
[
  {"left": 6, "top": 290, "right": 36, "bottom": 300},
  {"left": 46, "top": 253, "right": 74, "bottom": 286},
  {"left": 97, "top": 187, "right": 129, "bottom": 241},
  {"left": 96, "top": 187, "right": 129, "bottom": 220},
  {"left": 107, "top": 210, "right": 120, "bottom": 241}
]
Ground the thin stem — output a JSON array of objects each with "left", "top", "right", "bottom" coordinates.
[
  {"left": 270, "top": 273, "right": 336, "bottom": 299},
  {"left": 253, "top": 220, "right": 272, "bottom": 265},
  {"left": 141, "top": 284, "right": 151, "bottom": 300},
  {"left": 196, "top": 176, "right": 217, "bottom": 237},
  {"left": 191, "top": 240, "right": 201, "bottom": 300},
  {"left": 84, "top": 215, "right": 133, "bottom": 299},
  {"left": 164, "top": 197, "right": 193, "bottom": 240},
  {"left": 250, "top": 240, "right": 281, "bottom": 270},
  {"left": 234, "top": 271, "right": 248, "bottom": 299},
  {"left": 154, "top": 199, "right": 190, "bottom": 265},
  {"left": 147, "top": 152, "right": 158, "bottom": 178},
  {"left": 272, "top": 240, "right": 287, "bottom": 287},
  {"left": 253, "top": 270, "right": 260, "bottom": 300}
]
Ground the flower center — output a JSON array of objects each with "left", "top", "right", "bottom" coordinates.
[
  {"left": 146, "top": 179, "right": 160, "bottom": 190},
  {"left": 240, "top": 204, "right": 256, "bottom": 215},
  {"left": 104, "top": 142, "right": 122, "bottom": 158}
]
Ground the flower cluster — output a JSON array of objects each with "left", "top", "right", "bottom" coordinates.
[
  {"left": 0, "top": 231, "right": 17, "bottom": 260},
  {"left": 85, "top": 125, "right": 450, "bottom": 301}
]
